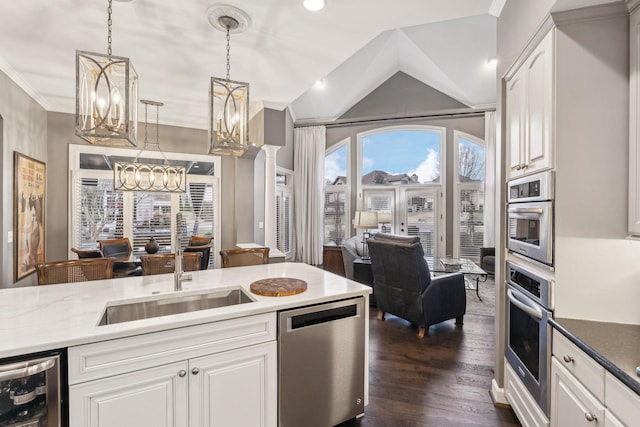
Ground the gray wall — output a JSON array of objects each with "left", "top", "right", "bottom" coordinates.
[{"left": 0, "top": 70, "right": 47, "bottom": 288}]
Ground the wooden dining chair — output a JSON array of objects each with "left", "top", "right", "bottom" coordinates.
[
  {"left": 71, "top": 247, "right": 103, "bottom": 258},
  {"left": 98, "top": 237, "right": 141, "bottom": 277},
  {"left": 98, "top": 238, "right": 133, "bottom": 259},
  {"left": 140, "top": 253, "right": 202, "bottom": 275},
  {"left": 36, "top": 258, "right": 114, "bottom": 285},
  {"left": 219, "top": 247, "right": 270, "bottom": 268},
  {"left": 184, "top": 236, "right": 213, "bottom": 270}
]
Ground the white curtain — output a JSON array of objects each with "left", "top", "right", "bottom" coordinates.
[
  {"left": 484, "top": 111, "right": 496, "bottom": 247},
  {"left": 292, "top": 125, "right": 325, "bottom": 265}
]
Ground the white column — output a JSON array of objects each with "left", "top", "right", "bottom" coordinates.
[{"left": 262, "top": 144, "right": 281, "bottom": 254}]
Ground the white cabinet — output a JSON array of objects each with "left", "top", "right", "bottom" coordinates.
[
  {"left": 550, "top": 358, "right": 604, "bottom": 427},
  {"left": 69, "top": 361, "right": 189, "bottom": 427},
  {"left": 68, "top": 313, "right": 277, "bottom": 427},
  {"left": 629, "top": 6, "right": 640, "bottom": 234},
  {"left": 506, "top": 30, "right": 554, "bottom": 180},
  {"left": 550, "top": 330, "right": 640, "bottom": 427}
]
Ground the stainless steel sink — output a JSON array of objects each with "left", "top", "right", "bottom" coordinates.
[{"left": 98, "top": 288, "right": 254, "bottom": 326}]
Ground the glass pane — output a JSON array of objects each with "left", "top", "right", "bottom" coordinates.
[
  {"left": 179, "top": 182, "right": 216, "bottom": 267},
  {"left": 459, "top": 188, "right": 485, "bottom": 261},
  {"left": 458, "top": 138, "right": 485, "bottom": 183},
  {"left": 406, "top": 192, "right": 436, "bottom": 256},
  {"left": 324, "top": 145, "right": 347, "bottom": 185},
  {"left": 132, "top": 192, "right": 173, "bottom": 254},
  {"left": 324, "top": 191, "right": 346, "bottom": 245},
  {"left": 78, "top": 177, "right": 123, "bottom": 247},
  {"left": 362, "top": 130, "right": 441, "bottom": 185},
  {"left": 364, "top": 191, "right": 394, "bottom": 233}
]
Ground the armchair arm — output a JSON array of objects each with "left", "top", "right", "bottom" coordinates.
[
  {"left": 341, "top": 238, "right": 361, "bottom": 280},
  {"left": 422, "top": 272, "right": 466, "bottom": 327}
]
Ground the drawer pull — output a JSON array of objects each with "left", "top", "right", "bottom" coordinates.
[
  {"left": 584, "top": 412, "right": 597, "bottom": 422},
  {"left": 563, "top": 355, "right": 574, "bottom": 363},
  {"left": 178, "top": 370, "right": 187, "bottom": 378},
  {"left": 192, "top": 367, "right": 200, "bottom": 375}
]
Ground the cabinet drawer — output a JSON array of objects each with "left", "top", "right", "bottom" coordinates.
[
  {"left": 605, "top": 373, "right": 640, "bottom": 426},
  {"left": 552, "top": 330, "right": 604, "bottom": 401},
  {"left": 69, "top": 313, "right": 276, "bottom": 384}
]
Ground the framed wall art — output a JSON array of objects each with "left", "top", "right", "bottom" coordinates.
[{"left": 14, "top": 151, "right": 46, "bottom": 282}]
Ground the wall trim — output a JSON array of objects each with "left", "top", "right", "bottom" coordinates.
[
  {"left": 491, "top": 378, "right": 509, "bottom": 406},
  {"left": 551, "top": 1, "right": 630, "bottom": 26},
  {"left": 0, "top": 55, "right": 50, "bottom": 110}
]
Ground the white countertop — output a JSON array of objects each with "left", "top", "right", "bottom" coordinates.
[{"left": 0, "top": 263, "right": 371, "bottom": 359}]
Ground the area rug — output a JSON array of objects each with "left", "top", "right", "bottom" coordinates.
[{"left": 465, "top": 275, "right": 496, "bottom": 317}]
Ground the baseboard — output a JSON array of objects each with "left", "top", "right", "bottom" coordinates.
[{"left": 490, "top": 378, "right": 509, "bottom": 406}]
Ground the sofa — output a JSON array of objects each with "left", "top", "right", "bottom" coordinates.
[{"left": 341, "top": 235, "right": 365, "bottom": 280}]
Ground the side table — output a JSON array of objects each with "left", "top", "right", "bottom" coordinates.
[
  {"left": 322, "top": 245, "right": 346, "bottom": 277},
  {"left": 353, "top": 258, "right": 376, "bottom": 306}
]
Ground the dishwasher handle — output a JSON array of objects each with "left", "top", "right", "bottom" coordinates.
[{"left": 286, "top": 303, "right": 360, "bottom": 331}]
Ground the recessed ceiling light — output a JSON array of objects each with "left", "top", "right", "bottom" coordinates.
[
  {"left": 314, "top": 79, "right": 325, "bottom": 89},
  {"left": 486, "top": 57, "right": 498, "bottom": 68},
  {"left": 304, "top": 0, "right": 326, "bottom": 12}
]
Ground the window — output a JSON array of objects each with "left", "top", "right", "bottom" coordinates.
[
  {"left": 454, "top": 132, "right": 486, "bottom": 262},
  {"left": 323, "top": 139, "right": 349, "bottom": 245},
  {"left": 276, "top": 168, "right": 292, "bottom": 259},
  {"left": 69, "top": 144, "right": 220, "bottom": 266},
  {"left": 358, "top": 126, "right": 445, "bottom": 257}
]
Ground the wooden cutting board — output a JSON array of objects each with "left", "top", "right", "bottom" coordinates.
[{"left": 249, "top": 277, "right": 307, "bottom": 297}]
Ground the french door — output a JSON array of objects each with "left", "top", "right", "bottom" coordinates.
[{"left": 362, "top": 187, "right": 441, "bottom": 257}]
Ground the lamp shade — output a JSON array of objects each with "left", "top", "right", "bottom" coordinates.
[
  {"left": 377, "top": 212, "right": 392, "bottom": 224},
  {"left": 354, "top": 211, "right": 378, "bottom": 229}
]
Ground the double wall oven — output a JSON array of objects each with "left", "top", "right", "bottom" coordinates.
[{"left": 507, "top": 171, "right": 554, "bottom": 266}]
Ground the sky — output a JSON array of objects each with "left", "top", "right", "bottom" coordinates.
[{"left": 324, "top": 130, "right": 442, "bottom": 184}]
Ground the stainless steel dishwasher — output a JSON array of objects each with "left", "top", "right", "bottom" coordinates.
[{"left": 278, "top": 297, "right": 366, "bottom": 427}]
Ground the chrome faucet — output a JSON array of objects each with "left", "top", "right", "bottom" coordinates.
[{"left": 174, "top": 235, "right": 192, "bottom": 291}]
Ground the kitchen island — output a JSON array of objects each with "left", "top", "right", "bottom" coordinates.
[{"left": 0, "top": 262, "right": 372, "bottom": 427}]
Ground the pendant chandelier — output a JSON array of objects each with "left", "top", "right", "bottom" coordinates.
[
  {"left": 113, "top": 100, "right": 187, "bottom": 192},
  {"left": 75, "top": 0, "right": 138, "bottom": 146},
  {"left": 207, "top": 5, "right": 251, "bottom": 157}
]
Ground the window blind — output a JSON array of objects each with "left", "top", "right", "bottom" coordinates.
[
  {"left": 132, "top": 192, "right": 173, "bottom": 254},
  {"left": 74, "top": 176, "right": 123, "bottom": 249},
  {"left": 179, "top": 180, "right": 216, "bottom": 267},
  {"left": 323, "top": 190, "right": 346, "bottom": 245},
  {"left": 276, "top": 189, "right": 292, "bottom": 257},
  {"left": 458, "top": 187, "right": 484, "bottom": 262}
]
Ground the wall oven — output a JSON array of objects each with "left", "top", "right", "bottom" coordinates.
[
  {"left": 506, "top": 261, "right": 553, "bottom": 416},
  {"left": 507, "top": 171, "right": 554, "bottom": 265}
]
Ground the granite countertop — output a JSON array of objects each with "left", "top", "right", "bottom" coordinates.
[
  {"left": 550, "top": 317, "right": 640, "bottom": 396},
  {"left": 0, "top": 262, "right": 371, "bottom": 359}
]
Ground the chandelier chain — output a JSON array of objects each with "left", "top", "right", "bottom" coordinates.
[
  {"left": 107, "top": 0, "right": 113, "bottom": 56},
  {"left": 225, "top": 26, "right": 231, "bottom": 81}
]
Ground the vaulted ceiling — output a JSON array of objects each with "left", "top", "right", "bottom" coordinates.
[{"left": 0, "top": 0, "right": 500, "bottom": 129}]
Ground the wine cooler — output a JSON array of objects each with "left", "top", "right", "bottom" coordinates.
[{"left": 0, "top": 351, "right": 64, "bottom": 427}]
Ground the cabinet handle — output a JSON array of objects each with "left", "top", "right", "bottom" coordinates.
[
  {"left": 178, "top": 370, "right": 187, "bottom": 378},
  {"left": 563, "top": 355, "right": 575, "bottom": 363},
  {"left": 191, "top": 367, "right": 200, "bottom": 375},
  {"left": 516, "top": 165, "right": 522, "bottom": 170},
  {"left": 584, "top": 412, "right": 597, "bottom": 422}
]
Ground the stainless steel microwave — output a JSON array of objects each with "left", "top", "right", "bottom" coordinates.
[{"left": 507, "top": 172, "right": 554, "bottom": 266}]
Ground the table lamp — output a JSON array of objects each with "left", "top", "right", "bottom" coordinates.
[
  {"left": 353, "top": 211, "right": 378, "bottom": 260},
  {"left": 377, "top": 212, "right": 392, "bottom": 233}
]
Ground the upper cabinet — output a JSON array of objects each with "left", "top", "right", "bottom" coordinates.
[
  {"left": 630, "top": 6, "right": 640, "bottom": 235},
  {"left": 506, "top": 30, "right": 554, "bottom": 180}
]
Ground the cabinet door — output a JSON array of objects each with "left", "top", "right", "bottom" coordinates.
[
  {"left": 604, "top": 410, "right": 625, "bottom": 427},
  {"left": 506, "top": 67, "right": 527, "bottom": 179},
  {"left": 525, "top": 30, "right": 554, "bottom": 175},
  {"left": 69, "top": 361, "right": 189, "bottom": 427},
  {"left": 550, "top": 358, "right": 605, "bottom": 427},
  {"left": 188, "top": 341, "right": 277, "bottom": 427}
]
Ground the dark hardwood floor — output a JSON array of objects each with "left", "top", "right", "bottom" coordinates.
[{"left": 339, "top": 310, "right": 521, "bottom": 427}]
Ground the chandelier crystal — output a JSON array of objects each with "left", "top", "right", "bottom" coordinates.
[
  {"left": 75, "top": 0, "right": 138, "bottom": 146},
  {"left": 114, "top": 100, "right": 187, "bottom": 192},
  {"left": 208, "top": 7, "right": 251, "bottom": 157}
]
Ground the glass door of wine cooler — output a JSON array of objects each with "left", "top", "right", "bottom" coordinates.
[{"left": 0, "top": 352, "right": 62, "bottom": 427}]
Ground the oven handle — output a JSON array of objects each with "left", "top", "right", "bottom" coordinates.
[
  {"left": 0, "top": 357, "right": 56, "bottom": 381},
  {"left": 507, "top": 288, "right": 543, "bottom": 320},
  {"left": 507, "top": 207, "right": 544, "bottom": 221}
]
